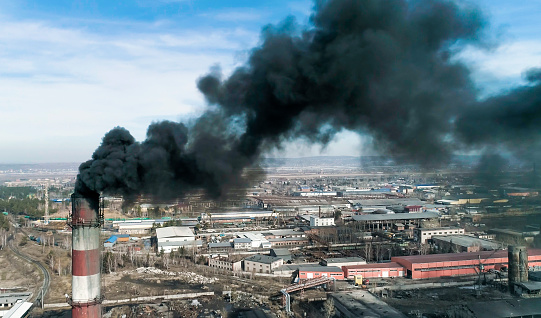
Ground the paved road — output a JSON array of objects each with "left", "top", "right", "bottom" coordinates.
[{"left": 8, "top": 229, "right": 51, "bottom": 306}]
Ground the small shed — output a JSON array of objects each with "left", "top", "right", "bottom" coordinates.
[{"left": 104, "top": 236, "right": 117, "bottom": 248}]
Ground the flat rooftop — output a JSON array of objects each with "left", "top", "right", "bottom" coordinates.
[
  {"left": 344, "top": 262, "right": 404, "bottom": 270},
  {"left": 393, "top": 249, "right": 541, "bottom": 264},
  {"left": 332, "top": 290, "right": 407, "bottom": 318},
  {"left": 299, "top": 266, "right": 343, "bottom": 272},
  {"left": 432, "top": 235, "right": 502, "bottom": 250},
  {"left": 348, "top": 198, "right": 424, "bottom": 206},
  {"left": 352, "top": 212, "right": 439, "bottom": 222},
  {"left": 467, "top": 298, "right": 541, "bottom": 318},
  {"left": 323, "top": 257, "right": 366, "bottom": 264}
]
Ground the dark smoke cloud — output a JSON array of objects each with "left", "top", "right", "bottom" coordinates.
[
  {"left": 198, "top": 0, "right": 485, "bottom": 165},
  {"left": 75, "top": 120, "right": 253, "bottom": 204},
  {"left": 76, "top": 0, "right": 541, "bottom": 201},
  {"left": 456, "top": 68, "right": 541, "bottom": 159}
]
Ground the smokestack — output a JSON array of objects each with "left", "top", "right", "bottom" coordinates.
[
  {"left": 69, "top": 192, "right": 103, "bottom": 318},
  {"left": 508, "top": 245, "right": 528, "bottom": 293}
]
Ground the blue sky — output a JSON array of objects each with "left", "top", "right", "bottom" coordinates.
[{"left": 0, "top": 0, "right": 539, "bottom": 163}]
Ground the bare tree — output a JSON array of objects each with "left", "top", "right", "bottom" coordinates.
[{"left": 323, "top": 297, "right": 335, "bottom": 318}]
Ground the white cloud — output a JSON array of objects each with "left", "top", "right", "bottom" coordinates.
[
  {"left": 198, "top": 9, "right": 265, "bottom": 22},
  {"left": 460, "top": 40, "right": 541, "bottom": 79},
  {"left": 0, "top": 17, "right": 259, "bottom": 163}
]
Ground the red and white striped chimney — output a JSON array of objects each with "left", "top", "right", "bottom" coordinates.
[{"left": 70, "top": 193, "right": 102, "bottom": 318}]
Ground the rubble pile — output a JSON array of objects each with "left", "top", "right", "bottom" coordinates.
[{"left": 133, "top": 267, "right": 218, "bottom": 284}]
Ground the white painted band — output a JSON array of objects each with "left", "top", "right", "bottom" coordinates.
[
  {"left": 72, "top": 273, "right": 101, "bottom": 301},
  {"left": 72, "top": 227, "right": 101, "bottom": 251}
]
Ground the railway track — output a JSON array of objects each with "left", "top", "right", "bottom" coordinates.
[{"left": 7, "top": 227, "right": 51, "bottom": 306}]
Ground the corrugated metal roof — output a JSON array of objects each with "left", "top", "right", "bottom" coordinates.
[
  {"left": 105, "top": 236, "right": 117, "bottom": 243},
  {"left": 245, "top": 254, "right": 282, "bottom": 264},
  {"left": 344, "top": 262, "right": 404, "bottom": 270},
  {"left": 352, "top": 212, "right": 439, "bottom": 221},
  {"left": 299, "top": 266, "right": 343, "bottom": 272},
  {"left": 393, "top": 248, "right": 541, "bottom": 264},
  {"left": 468, "top": 298, "right": 541, "bottom": 318},
  {"left": 156, "top": 226, "right": 194, "bottom": 240}
]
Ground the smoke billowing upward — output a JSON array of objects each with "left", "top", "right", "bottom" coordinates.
[{"left": 75, "top": 0, "right": 541, "bottom": 202}]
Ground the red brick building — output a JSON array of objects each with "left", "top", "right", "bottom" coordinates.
[{"left": 343, "top": 262, "right": 405, "bottom": 279}]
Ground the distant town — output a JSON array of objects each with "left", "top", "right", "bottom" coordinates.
[{"left": 1, "top": 156, "right": 541, "bottom": 317}]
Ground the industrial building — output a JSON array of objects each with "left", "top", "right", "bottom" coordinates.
[
  {"left": 351, "top": 212, "right": 439, "bottom": 231},
  {"left": 208, "top": 255, "right": 243, "bottom": 272},
  {"left": 270, "top": 248, "right": 292, "bottom": 262},
  {"left": 432, "top": 235, "right": 503, "bottom": 252},
  {"left": 414, "top": 227, "right": 465, "bottom": 243},
  {"left": 117, "top": 221, "right": 156, "bottom": 234},
  {"left": 321, "top": 257, "right": 366, "bottom": 268},
  {"left": 297, "top": 266, "right": 344, "bottom": 280},
  {"left": 0, "top": 292, "right": 32, "bottom": 309},
  {"left": 391, "top": 249, "right": 541, "bottom": 279},
  {"left": 103, "top": 234, "right": 130, "bottom": 248},
  {"left": 237, "top": 232, "right": 271, "bottom": 248},
  {"left": 104, "top": 236, "right": 117, "bottom": 248},
  {"left": 244, "top": 255, "right": 283, "bottom": 274},
  {"left": 268, "top": 237, "right": 309, "bottom": 247},
  {"left": 156, "top": 226, "right": 198, "bottom": 253},
  {"left": 343, "top": 262, "right": 405, "bottom": 279},
  {"left": 309, "top": 216, "right": 335, "bottom": 227},
  {"left": 233, "top": 238, "right": 252, "bottom": 249}
]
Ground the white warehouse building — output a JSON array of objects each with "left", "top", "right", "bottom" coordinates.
[{"left": 156, "top": 226, "right": 200, "bottom": 253}]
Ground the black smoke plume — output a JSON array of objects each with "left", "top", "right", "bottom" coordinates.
[{"left": 75, "top": 0, "right": 541, "bottom": 202}]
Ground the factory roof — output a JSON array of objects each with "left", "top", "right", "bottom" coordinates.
[
  {"left": 156, "top": 226, "right": 194, "bottom": 240},
  {"left": 489, "top": 228, "right": 523, "bottom": 235},
  {"left": 432, "top": 235, "right": 502, "bottom": 250},
  {"left": 298, "top": 265, "right": 343, "bottom": 272},
  {"left": 233, "top": 238, "right": 251, "bottom": 243},
  {"left": 416, "top": 227, "right": 463, "bottom": 232},
  {"left": 323, "top": 257, "right": 366, "bottom": 265},
  {"left": 348, "top": 198, "right": 424, "bottom": 206},
  {"left": 516, "top": 281, "right": 541, "bottom": 292},
  {"left": 393, "top": 249, "right": 541, "bottom": 264},
  {"left": 2, "top": 301, "right": 33, "bottom": 318},
  {"left": 158, "top": 240, "right": 202, "bottom": 248},
  {"left": 262, "top": 229, "right": 305, "bottom": 236},
  {"left": 105, "top": 236, "right": 118, "bottom": 243},
  {"left": 344, "top": 262, "right": 404, "bottom": 270},
  {"left": 0, "top": 292, "right": 32, "bottom": 305},
  {"left": 245, "top": 254, "right": 282, "bottom": 264},
  {"left": 208, "top": 242, "right": 232, "bottom": 248},
  {"left": 271, "top": 248, "right": 292, "bottom": 255},
  {"left": 352, "top": 212, "right": 439, "bottom": 222},
  {"left": 268, "top": 237, "right": 308, "bottom": 242},
  {"left": 467, "top": 298, "right": 541, "bottom": 318}
]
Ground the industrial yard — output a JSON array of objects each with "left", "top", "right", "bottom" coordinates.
[{"left": 1, "top": 158, "right": 541, "bottom": 318}]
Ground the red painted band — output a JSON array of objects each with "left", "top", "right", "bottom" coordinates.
[
  {"left": 72, "top": 249, "right": 100, "bottom": 276},
  {"left": 72, "top": 303, "right": 101, "bottom": 318},
  {"left": 73, "top": 206, "right": 99, "bottom": 222}
]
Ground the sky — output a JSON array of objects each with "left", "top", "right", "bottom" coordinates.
[{"left": 0, "top": 0, "right": 540, "bottom": 163}]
